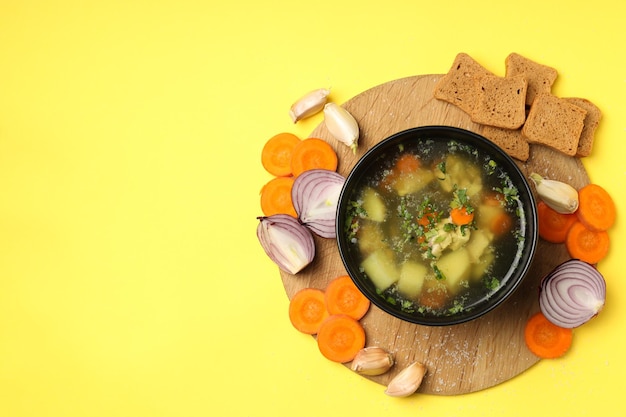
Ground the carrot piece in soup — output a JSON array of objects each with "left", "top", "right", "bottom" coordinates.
[
  {"left": 450, "top": 206, "right": 474, "bottom": 226},
  {"left": 418, "top": 280, "right": 449, "bottom": 311},
  {"left": 490, "top": 211, "right": 513, "bottom": 236},
  {"left": 394, "top": 153, "right": 420, "bottom": 174}
]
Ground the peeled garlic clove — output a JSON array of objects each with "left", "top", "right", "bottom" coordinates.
[
  {"left": 289, "top": 88, "right": 330, "bottom": 123},
  {"left": 384, "top": 361, "right": 427, "bottom": 397},
  {"left": 529, "top": 173, "right": 579, "bottom": 214},
  {"left": 323, "top": 102, "right": 359, "bottom": 154},
  {"left": 350, "top": 347, "right": 394, "bottom": 376}
]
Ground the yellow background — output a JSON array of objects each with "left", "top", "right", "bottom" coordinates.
[{"left": 1, "top": 1, "right": 624, "bottom": 416}]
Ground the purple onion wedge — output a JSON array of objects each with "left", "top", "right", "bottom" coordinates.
[
  {"left": 292, "top": 169, "right": 345, "bottom": 239},
  {"left": 257, "top": 214, "right": 315, "bottom": 275},
  {"left": 539, "top": 259, "right": 606, "bottom": 328}
]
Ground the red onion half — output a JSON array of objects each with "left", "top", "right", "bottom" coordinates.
[
  {"left": 292, "top": 169, "right": 345, "bottom": 239},
  {"left": 539, "top": 259, "right": 606, "bottom": 328},
  {"left": 257, "top": 214, "right": 315, "bottom": 275}
]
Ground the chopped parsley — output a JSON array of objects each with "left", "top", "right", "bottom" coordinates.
[
  {"left": 432, "top": 264, "right": 446, "bottom": 281},
  {"left": 345, "top": 199, "right": 367, "bottom": 241}
]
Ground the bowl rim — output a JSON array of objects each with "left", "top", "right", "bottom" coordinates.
[{"left": 335, "top": 125, "right": 538, "bottom": 326}]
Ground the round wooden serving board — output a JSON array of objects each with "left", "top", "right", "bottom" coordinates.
[{"left": 280, "top": 74, "right": 590, "bottom": 395}]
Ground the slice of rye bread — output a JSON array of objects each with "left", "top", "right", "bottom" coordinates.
[
  {"left": 433, "top": 53, "right": 494, "bottom": 115},
  {"left": 505, "top": 53, "right": 558, "bottom": 106},
  {"left": 563, "top": 97, "right": 602, "bottom": 157},
  {"left": 522, "top": 93, "right": 587, "bottom": 156},
  {"left": 471, "top": 74, "right": 528, "bottom": 129},
  {"left": 481, "top": 125, "right": 530, "bottom": 162}
]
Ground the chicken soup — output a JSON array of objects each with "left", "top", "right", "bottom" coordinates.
[{"left": 342, "top": 138, "right": 528, "bottom": 317}]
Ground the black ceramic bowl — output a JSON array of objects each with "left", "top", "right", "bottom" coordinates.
[{"left": 336, "top": 126, "right": 538, "bottom": 326}]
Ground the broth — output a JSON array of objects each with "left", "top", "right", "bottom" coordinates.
[{"left": 343, "top": 139, "right": 527, "bottom": 317}]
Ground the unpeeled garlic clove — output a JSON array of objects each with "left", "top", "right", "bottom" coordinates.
[
  {"left": 289, "top": 88, "right": 330, "bottom": 123},
  {"left": 350, "top": 347, "right": 394, "bottom": 376},
  {"left": 384, "top": 361, "right": 427, "bottom": 397},
  {"left": 529, "top": 173, "right": 579, "bottom": 214},
  {"left": 323, "top": 102, "right": 359, "bottom": 154}
]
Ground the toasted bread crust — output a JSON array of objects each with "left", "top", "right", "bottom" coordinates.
[
  {"left": 563, "top": 97, "right": 602, "bottom": 157},
  {"left": 471, "top": 75, "right": 528, "bottom": 129},
  {"left": 522, "top": 93, "right": 587, "bottom": 156},
  {"left": 433, "top": 53, "right": 494, "bottom": 115},
  {"left": 481, "top": 125, "right": 530, "bottom": 161},
  {"left": 505, "top": 53, "right": 558, "bottom": 105},
  {"left": 433, "top": 53, "right": 600, "bottom": 159}
]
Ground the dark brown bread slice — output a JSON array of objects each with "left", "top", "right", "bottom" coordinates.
[
  {"left": 505, "top": 53, "right": 558, "bottom": 105},
  {"left": 433, "top": 53, "right": 494, "bottom": 115},
  {"left": 481, "top": 125, "right": 530, "bottom": 162},
  {"left": 522, "top": 93, "right": 587, "bottom": 156},
  {"left": 471, "top": 74, "right": 527, "bottom": 129},
  {"left": 564, "top": 97, "right": 602, "bottom": 157}
]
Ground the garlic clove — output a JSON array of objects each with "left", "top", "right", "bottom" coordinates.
[
  {"left": 289, "top": 88, "right": 330, "bottom": 123},
  {"left": 529, "top": 173, "right": 579, "bottom": 214},
  {"left": 384, "top": 361, "right": 427, "bottom": 397},
  {"left": 323, "top": 102, "right": 359, "bottom": 154},
  {"left": 350, "top": 347, "right": 394, "bottom": 376}
]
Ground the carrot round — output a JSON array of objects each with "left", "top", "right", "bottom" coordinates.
[
  {"left": 565, "top": 221, "right": 610, "bottom": 264},
  {"left": 417, "top": 211, "right": 436, "bottom": 227},
  {"left": 537, "top": 201, "right": 578, "bottom": 243},
  {"left": 524, "top": 311, "right": 573, "bottom": 359},
  {"left": 260, "top": 176, "right": 297, "bottom": 217},
  {"left": 316, "top": 314, "right": 366, "bottom": 363},
  {"left": 450, "top": 206, "right": 474, "bottom": 226},
  {"left": 577, "top": 183, "right": 616, "bottom": 232},
  {"left": 290, "top": 138, "right": 338, "bottom": 177},
  {"left": 394, "top": 153, "right": 420, "bottom": 174},
  {"left": 288, "top": 288, "right": 329, "bottom": 335},
  {"left": 261, "top": 132, "right": 301, "bottom": 177},
  {"left": 483, "top": 191, "right": 505, "bottom": 207},
  {"left": 324, "top": 275, "right": 370, "bottom": 320},
  {"left": 379, "top": 169, "right": 398, "bottom": 191},
  {"left": 418, "top": 281, "right": 448, "bottom": 311},
  {"left": 490, "top": 211, "right": 513, "bottom": 236}
]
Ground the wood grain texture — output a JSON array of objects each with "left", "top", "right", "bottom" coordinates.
[{"left": 279, "top": 74, "right": 590, "bottom": 395}]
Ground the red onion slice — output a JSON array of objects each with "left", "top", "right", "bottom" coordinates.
[
  {"left": 292, "top": 169, "right": 345, "bottom": 239},
  {"left": 539, "top": 259, "right": 606, "bottom": 328},
  {"left": 257, "top": 214, "right": 315, "bottom": 275}
]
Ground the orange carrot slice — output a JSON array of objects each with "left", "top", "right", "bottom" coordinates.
[
  {"left": 537, "top": 201, "right": 578, "bottom": 243},
  {"left": 490, "top": 211, "right": 513, "bottom": 236},
  {"left": 450, "top": 206, "right": 474, "bottom": 226},
  {"left": 316, "top": 314, "right": 366, "bottom": 363},
  {"left": 290, "top": 138, "right": 338, "bottom": 177},
  {"left": 261, "top": 132, "right": 301, "bottom": 177},
  {"left": 524, "top": 311, "right": 573, "bottom": 359},
  {"left": 260, "top": 176, "right": 297, "bottom": 217},
  {"left": 577, "top": 183, "right": 616, "bottom": 232},
  {"left": 324, "top": 275, "right": 370, "bottom": 320},
  {"left": 565, "top": 221, "right": 610, "bottom": 264},
  {"left": 288, "top": 288, "right": 329, "bottom": 335},
  {"left": 394, "top": 153, "right": 420, "bottom": 174},
  {"left": 418, "top": 280, "right": 449, "bottom": 311}
]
